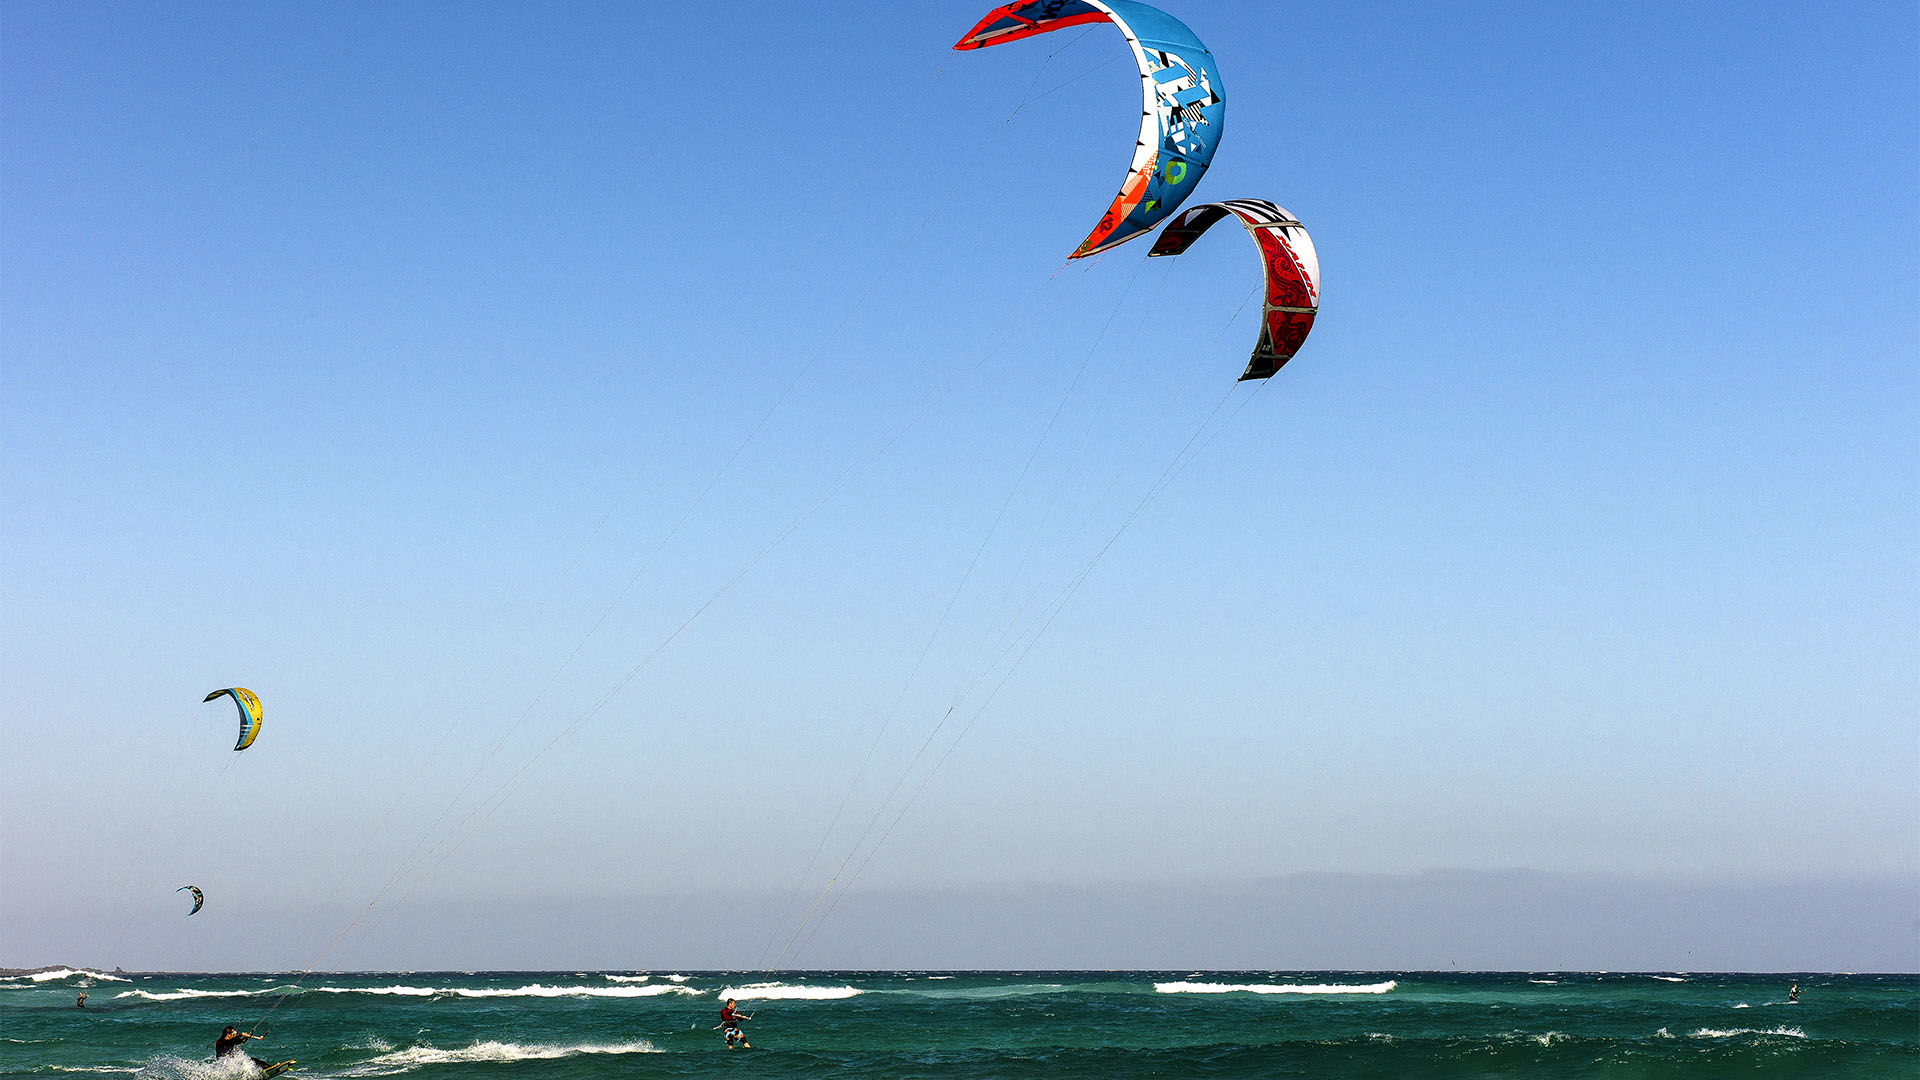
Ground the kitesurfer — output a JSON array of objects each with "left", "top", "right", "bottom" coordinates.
[
  {"left": 719, "top": 999, "right": 751, "bottom": 1049},
  {"left": 1788, "top": 983, "right": 1800, "bottom": 1002},
  {"left": 214, "top": 1026, "right": 270, "bottom": 1069},
  {"left": 75, "top": 993, "right": 86, "bottom": 1008}
]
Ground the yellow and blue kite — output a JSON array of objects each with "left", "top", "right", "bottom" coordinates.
[{"left": 202, "top": 687, "right": 263, "bottom": 751}]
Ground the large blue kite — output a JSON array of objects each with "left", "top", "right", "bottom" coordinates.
[{"left": 956, "top": 1, "right": 1226, "bottom": 258}]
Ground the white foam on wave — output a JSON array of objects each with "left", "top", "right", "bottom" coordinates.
[
  {"left": 116, "top": 987, "right": 289, "bottom": 1002},
  {"left": 319, "top": 983, "right": 699, "bottom": 999},
  {"left": 32, "top": 968, "right": 130, "bottom": 983},
  {"left": 342, "top": 1040, "right": 658, "bottom": 1076},
  {"left": 1155, "top": 980, "right": 1397, "bottom": 996},
  {"left": 604, "top": 974, "right": 650, "bottom": 983},
  {"left": 132, "top": 1053, "right": 261, "bottom": 1079},
  {"left": 1650, "top": 975, "right": 1687, "bottom": 983},
  {"left": 1528, "top": 979, "right": 1558, "bottom": 985},
  {"left": 719, "top": 982, "right": 862, "bottom": 1001},
  {"left": 120, "top": 982, "right": 698, "bottom": 1001},
  {"left": 1691, "top": 1026, "right": 1806, "bottom": 1039}
]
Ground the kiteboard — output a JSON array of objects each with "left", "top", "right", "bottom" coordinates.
[{"left": 259, "top": 1061, "right": 295, "bottom": 1077}]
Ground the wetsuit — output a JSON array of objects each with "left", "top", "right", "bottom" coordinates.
[{"left": 215, "top": 1031, "right": 269, "bottom": 1068}]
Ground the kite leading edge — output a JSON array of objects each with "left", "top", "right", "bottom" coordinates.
[{"left": 955, "top": 0, "right": 1225, "bottom": 258}]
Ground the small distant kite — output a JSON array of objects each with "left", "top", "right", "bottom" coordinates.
[
  {"left": 178, "top": 885, "right": 204, "bottom": 916},
  {"left": 1148, "top": 199, "right": 1321, "bottom": 380},
  {"left": 203, "top": 688, "right": 263, "bottom": 751},
  {"left": 955, "top": 1, "right": 1225, "bottom": 258}
]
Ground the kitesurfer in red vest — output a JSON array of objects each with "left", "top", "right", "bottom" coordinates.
[{"left": 720, "top": 999, "right": 751, "bottom": 1048}]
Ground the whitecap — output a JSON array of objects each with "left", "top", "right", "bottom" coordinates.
[
  {"left": 322, "top": 983, "right": 697, "bottom": 999},
  {"left": 1154, "top": 980, "right": 1396, "bottom": 995},
  {"left": 1690, "top": 1026, "right": 1806, "bottom": 1039},
  {"left": 32, "top": 968, "right": 130, "bottom": 983},
  {"left": 341, "top": 1040, "right": 658, "bottom": 1076},
  {"left": 605, "top": 974, "right": 651, "bottom": 983},
  {"left": 132, "top": 1053, "right": 260, "bottom": 1079},
  {"left": 1650, "top": 975, "right": 1687, "bottom": 983},
  {"left": 719, "top": 982, "right": 862, "bottom": 1001},
  {"left": 116, "top": 987, "right": 289, "bottom": 1002},
  {"left": 1528, "top": 979, "right": 1559, "bottom": 985}
]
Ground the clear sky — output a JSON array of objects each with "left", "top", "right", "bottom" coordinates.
[{"left": 3, "top": 1, "right": 1915, "bottom": 972}]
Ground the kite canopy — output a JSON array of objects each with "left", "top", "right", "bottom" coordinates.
[
  {"left": 1148, "top": 199, "right": 1320, "bottom": 380},
  {"left": 203, "top": 687, "right": 263, "bottom": 751},
  {"left": 955, "top": 0, "right": 1225, "bottom": 258},
  {"left": 178, "top": 885, "right": 203, "bottom": 916}
]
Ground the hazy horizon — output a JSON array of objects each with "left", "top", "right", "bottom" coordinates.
[{"left": 11, "top": 868, "right": 1915, "bottom": 974}]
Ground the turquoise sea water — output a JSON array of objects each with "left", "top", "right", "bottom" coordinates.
[{"left": 4, "top": 969, "right": 1914, "bottom": 1078}]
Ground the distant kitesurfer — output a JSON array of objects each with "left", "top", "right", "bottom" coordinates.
[
  {"left": 1788, "top": 983, "right": 1800, "bottom": 1002},
  {"left": 76, "top": 992, "right": 86, "bottom": 1008},
  {"left": 215, "top": 1025, "right": 270, "bottom": 1069},
  {"left": 720, "top": 998, "right": 751, "bottom": 1049}
]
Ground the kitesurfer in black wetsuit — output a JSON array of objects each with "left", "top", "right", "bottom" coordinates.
[{"left": 215, "top": 1025, "right": 270, "bottom": 1069}]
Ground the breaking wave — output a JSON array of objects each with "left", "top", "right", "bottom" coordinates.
[
  {"left": 1155, "top": 980, "right": 1397, "bottom": 995},
  {"left": 342, "top": 1040, "right": 658, "bottom": 1076},
  {"left": 32, "top": 968, "right": 130, "bottom": 983},
  {"left": 121, "top": 982, "right": 699, "bottom": 1002},
  {"left": 116, "top": 987, "right": 290, "bottom": 1002},
  {"left": 131, "top": 1054, "right": 263, "bottom": 1079},
  {"left": 1691, "top": 1026, "right": 1807, "bottom": 1039},
  {"left": 329, "top": 983, "right": 699, "bottom": 999},
  {"left": 719, "top": 982, "right": 862, "bottom": 1001}
]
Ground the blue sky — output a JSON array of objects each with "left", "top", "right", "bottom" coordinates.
[{"left": 3, "top": 1, "right": 1914, "bottom": 971}]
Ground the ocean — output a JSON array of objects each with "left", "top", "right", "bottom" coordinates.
[{"left": 3, "top": 968, "right": 1913, "bottom": 1078}]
